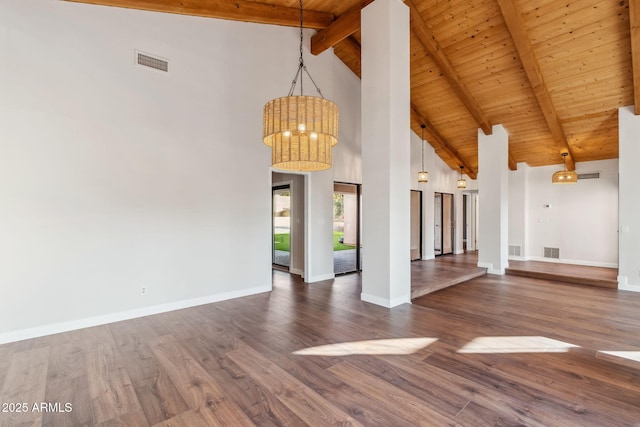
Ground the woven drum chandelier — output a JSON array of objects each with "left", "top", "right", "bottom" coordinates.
[{"left": 262, "top": 0, "right": 339, "bottom": 172}]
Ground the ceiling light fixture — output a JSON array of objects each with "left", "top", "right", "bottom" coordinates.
[
  {"left": 418, "top": 124, "right": 429, "bottom": 183},
  {"left": 551, "top": 153, "right": 578, "bottom": 184},
  {"left": 457, "top": 166, "right": 467, "bottom": 189},
  {"left": 262, "top": 0, "right": 339, "bottom": 172}
]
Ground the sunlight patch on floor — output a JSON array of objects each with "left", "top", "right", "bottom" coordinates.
[
  {"left": 292, "top": 338, "right": 438, "bottom": 356},
  {"left": 458, "top": 336, "right": 579, "bottom": 354},
  {"left": 596, "top": 350, "right": 640, "bottom": 369}
]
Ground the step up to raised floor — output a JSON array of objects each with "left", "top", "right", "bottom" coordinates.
[
  {"left": 505, "top": 267, "right": 618, "bottom": 289},
  {"left": 411, "top": 268, "right": 487, "bottom": 299}
]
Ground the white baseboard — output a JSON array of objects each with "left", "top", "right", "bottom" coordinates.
[
  {"left": 289, "top": 267, "right": 304, "bottom": 276},
  {"left": 0, "top": 284, "right": 272, "bottom": 345},
  {"left": 477, "top": 261, "right": 505, "bottom": 275},
  {"left": 422, "top": 255, "right": 435, "bottom": 261},
  {"left": 618, "top": 276, "right": 640, "bottom": 292},
  {"left": 527, "top": 256, "right": 618, "bottom": 269},
  {"left": 361, "top": 293, "right": 410, "bottom": 308},
  {"left": 305, "top": 273, "right": 335, "bottom": 283},
  {"left": 508, "top": 255, "right": 527, "bottom": 261},
  {"left": 454, "top": 249, "right": 465, "bottom": 255}
]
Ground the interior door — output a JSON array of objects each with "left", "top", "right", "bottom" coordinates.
[
  {"left": 434, "top": 192, "right": 454, "bottom": 256},
  {"left": 411, "top": 190, "right": 422, "bottom": 260},
  {"left": 442, "top": 193, "right": 454, "bottom": 255},
  {"left": 434, "top": 193, "right": 442, "bottom": 256}
]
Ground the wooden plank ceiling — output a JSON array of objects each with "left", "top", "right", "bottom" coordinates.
[{"left": 66, "top": 0, "right": 635, "bottom": 176}]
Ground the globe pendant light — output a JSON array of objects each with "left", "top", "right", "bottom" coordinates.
[
  {"left": 262, "top": 0, "right": 339, "bottom": 172},
  {"left": 418, "top": 124, "right": 429, "bottom": 183},
  {"left": 457, "top": 166, "right": 467, "bottom": 189},
  {"left": 551, "top": 152, "right": 578, "bottom": 184}
]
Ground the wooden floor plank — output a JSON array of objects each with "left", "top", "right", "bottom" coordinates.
[
  {"left": 147, "top": 334, "right": 255, "bottom": 426},
  {"left": 328, "top": 360, "right": 457, "bottom": 426},
  {"left": 109, "top": 318, "right": 190, "bottom": 425},
  {"left": 85, "top": 326, "right": 144, "bottom": 425},
  {"left": 0, "top": 346, "right": 50, "bottom": 427},
  {"left": 227, "top": 341, "right": 362, "bottom": 426}
]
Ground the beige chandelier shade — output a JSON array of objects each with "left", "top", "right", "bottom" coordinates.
[
  {"left": 552, "top": 153, "right": 578, "bottom": 184},
  {"left": 263, "top": 95, "right": 339, "bottom": 172},
  {"left": 552, "top": 169, "right": 578, "bottom": 184}
]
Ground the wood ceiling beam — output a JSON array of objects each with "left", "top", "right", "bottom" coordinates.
[
  {"left": 335, "top": 37, "right": 362, "bottom": 78},
  {"left": 64, "top": 0, "right": 335, "bottom": 29},
  {"left": 630, "top": 0, "right": 640, "bottom": 114},
  {"left": 508, "top": 153, "right": 517, "bottom": 171},
  {"left": 411, "top": 105, "right": 477, "bottom": 179},
  {"left": 404, "top": 0, "right": 493, "bottom": 136},
  {"left": 496, "top": 0, "right": 576, "bottom": 170},
  {"left": 311, "top": 1, "right": 373, "bottom": 56}
]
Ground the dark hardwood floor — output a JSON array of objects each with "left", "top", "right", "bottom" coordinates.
[{"left": 2, "top": 270, "right": 640, "bottom": 426}]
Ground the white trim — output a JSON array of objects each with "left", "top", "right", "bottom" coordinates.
[
  {"left": 421, "top": 255, "right": 435, "bottom": 261},
  {"left": 508, "top": 255, "right": 527, "bottom": 261},
  {"left": 528, "top": 256, "right": 618, "bottom": 269},
  {"left": 0, "top": 285, "right": 271, "bottom": 345},
  {"left": 618, "top": 276, "right": 640, "bottom": 292},
  {"left": 361, "top": 292, "right": 411, "bottom": 308},
  {"left": 477, "top": 261, "right": 505, "bottom": 275},
  {"left": 454, "top": 249, "right": 464, "bottom": 255},
  {"left": 305, "top": 273, "right": 335, "bottom": 283},
  {"left": 289, "top": 267, "right": 304, "bottom": 276}
]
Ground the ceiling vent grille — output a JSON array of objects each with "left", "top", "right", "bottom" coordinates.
[
  {"left": 577, "top": 172, "right": 600, "bottom": 180},
  {"left": 543, "top": 247, "right": 560, "bottom": 259},
  {"left": 137, "top": 52, "right": 168, "bottom": 72}
]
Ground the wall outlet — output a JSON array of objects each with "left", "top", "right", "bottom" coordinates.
[{"left": 140, "top": 286, "right": 148, "bottom": 295}]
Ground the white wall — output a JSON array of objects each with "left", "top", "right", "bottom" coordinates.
[
  {"left": 0, "top": 1, "right": 352, "bottom": 341},
  {"left": 508, "top": 163, "right": 530, "bottom": 259},
  {"left": 332, "top": 59, "right": 362, "bottom": 184},
  {"left": 618, "top": 106, "right": 640, "bottom": 289},
  {"left": 513, "top": 159, "right": 619, "bottom": 267}
]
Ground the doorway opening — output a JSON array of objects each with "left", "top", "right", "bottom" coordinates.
[
  {"left": 411, "top": 190, "right": 422, "bottom": 260},
  {"left": 333, "top": 182, "right": 362, "bottom": 275},
  {"left": 272, "top": 185, "right": 291, "bottom": 269},
  {"left": 434, "top": 192, "right": 454, "bottom": 256}
]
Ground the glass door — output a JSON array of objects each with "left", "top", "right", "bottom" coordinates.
[
  {"left": 333, "top": 183, "right": 361, "bottom": 274},
  {"left": 272, "top": 185, "right": 291, "bottom": 268}
]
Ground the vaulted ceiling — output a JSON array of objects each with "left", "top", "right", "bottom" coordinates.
[{"left": 66, "top": 0, "right": 640, "bottom": 178}]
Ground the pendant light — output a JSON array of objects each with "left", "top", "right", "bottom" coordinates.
[
  {"left": 457, "top": 166, "right": 467, "bottom": 189},
  {"left": 262, "top": 0, "right": 339, "bottom": 172},
  {"left": 551, "top": 153, "right": 578, "bottom": 184},
  {"left": 418, "top": 124, "right": 429, "bottom": 183}
]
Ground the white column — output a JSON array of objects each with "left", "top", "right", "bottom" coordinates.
[
  {"left": 477, "top": 125, "right": 509, "bottom": 274},
  {"left": 618, "top": 106, "right": 640, "bottom": 291},
  {"left": 508, "top": 163, "right": 529, "bottom": 260},
  {"left": 361, "top": 0, "right": 411, "bottom": 307},
  {"left": 304, "top": 170, "right": 335, "bottom": 282}
]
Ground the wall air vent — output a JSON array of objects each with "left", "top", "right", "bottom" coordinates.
[
  {"left": 577, "top": 172, "right": 600, "bottom": 180},
  {"left": 136, "top": 52, "right": 168, "bottom": 72},
  {"left": 543, "top": 247, "right": 560, "bottom": 259},
  {"left": 509, "top": 245, "right": 521, "bottom": 257}
]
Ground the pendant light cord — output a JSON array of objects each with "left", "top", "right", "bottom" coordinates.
[
  {"left": 287, "top": 0, "right": 325, "bottom": 98},
  {"left": 421, "top": 125, "right": 425, "bottom": 171}
]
